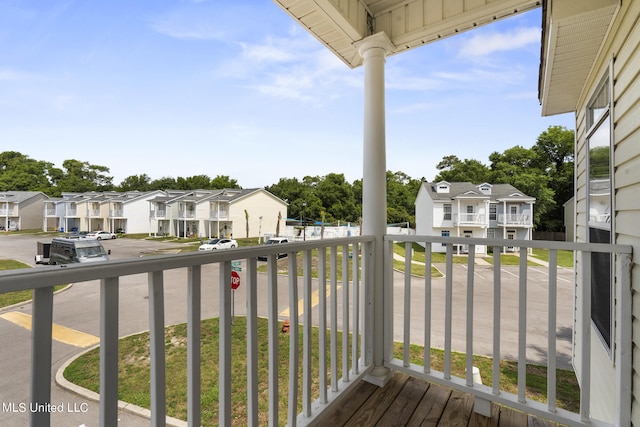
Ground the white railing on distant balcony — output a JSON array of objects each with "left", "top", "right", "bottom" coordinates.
[
  {"left": 209, "top": 212, "right": 229, "bottom": 220},
  {"left": 178, "top": 210, "right": 195, "bottom": 219},
  {"left": 149, "top": 209, "right": 166, "bottom": 219},
  {"left": 455, "top": 213, "right": 486, "bottom": 225},
  {"left": 87, "top": 209, "right": 100, "bottom": 217},
  {"left": 66, "top": 208, "right": 78, "bottom": 217},
  {"left": 385, "top": 235, "right": 632, "bottom": 427},
  {"left": 109, "top": 209, "right": 124, "bottom": 218},
  {"left": 0, "top": 236, "right": 374, "bottom": 427},
  {"left": 498, "top": 213, "right": 532, "bottom": 226},
  {"left": 0, "top": 208, "right": 16, "bottom": 216},
  {"left": 45, "top": 209, "right": 57, "bottom": 216}
]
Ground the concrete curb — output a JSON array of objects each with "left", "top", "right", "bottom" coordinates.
[{"left": 56, "top": 344, "right": 188, "bottom": 427}]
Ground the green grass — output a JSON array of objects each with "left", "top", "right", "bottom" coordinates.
[
  {"left": 65, "top": 316, "right": 345, "bottom": 426},
  {"left": 481, "top": 254, "right": 544, "bottom": 266},
  {"left": 531, "top": 248, "right": 574, "bottom": 267},
  {"left": 65, "top": 316, "right": 580, "bottom": 426},
  {"left": 0, "top": 260, "right": 67, "bottom": 308}
]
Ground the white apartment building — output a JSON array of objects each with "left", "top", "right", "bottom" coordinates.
[{"left": 415, "top": 181, "right": 535, "bottom": 254}]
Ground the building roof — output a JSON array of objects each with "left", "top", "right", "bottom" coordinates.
[
  {"left": 0, "top": 191, "right": 49, "bottom": 203},
  {"left": 421, "top": 181, "right": 535, "bottom": 202}
]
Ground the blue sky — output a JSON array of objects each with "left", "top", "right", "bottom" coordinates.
[{"left": 0, "top": 0, "right": 573, "bottom": 189}]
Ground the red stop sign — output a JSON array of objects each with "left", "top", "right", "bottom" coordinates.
[{"left": 231, "top": 271, "right": 240, "bottom": 290}]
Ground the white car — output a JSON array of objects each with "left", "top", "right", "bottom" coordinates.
[
  {"left": 198, "top": 238, "right": 237, "bottom": 251},
  {"left": 86, "top": 231, "right": 117, "bottom": 240}
]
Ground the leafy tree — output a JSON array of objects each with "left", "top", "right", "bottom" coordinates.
[
  {"left": 118, "top": 174, "right": 152, "bottom": 192},
  {"left": 53, "top": 159, "right": 113, "bottom": 194},
  {"left": 433, "top": 156, "right": 491, "bottom": 183},
  {"left": 149, "top": 177, "right": 178, "bottom": 190},
  {"left": 312, "top": 173, "right": 358, "bottom": 223},
  {"left": 532, "top": 126, "right": 575, "bottom": 231},
  {"left": 176, "top": 175, "right": 211, "bottom": 190},
  {"left": 0, "top": 151, "right": 55, "bottom": 193},
  {"left": 386, "top": 171, "right": 421, "bottom": 227},
  {"left": 211, "top": 175, "right": 240, "bottom": 189}
]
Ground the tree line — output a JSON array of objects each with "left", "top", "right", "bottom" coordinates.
[{"left": 0, "top": 125, "right": 574, "bottom": 231}]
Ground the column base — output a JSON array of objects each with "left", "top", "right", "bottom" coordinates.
[{"left": 364, "top": 366, "right": 393, "bottom": 387}]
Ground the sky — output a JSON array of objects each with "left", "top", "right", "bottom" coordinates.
[{"left": 0, "top": 0, "right": 574, "bottom": 189}]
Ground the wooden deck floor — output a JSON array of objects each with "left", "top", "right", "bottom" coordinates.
[{"left": 316, "top": 372, "right": 558, "bottom": 427}]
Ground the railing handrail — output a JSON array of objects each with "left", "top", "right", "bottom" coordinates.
[
  {"left": 390, "top": 234, "right": 632, "bottom": 254},
  {"left": 0, "top": 236, "right": 375, "bottom": 293}
]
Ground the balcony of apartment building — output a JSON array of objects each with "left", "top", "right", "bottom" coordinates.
[
  {"left": 497, "top": 212, "right": 533, "bottom": 227},
  {"left": 0, "top": 234, "right": 632, "bottom": 426},
  {"left": 149, "top": 204, "right": 168, "bottom": 219},
  {"left": 454, "top": 212, "right": 486, "bottom": 226}
]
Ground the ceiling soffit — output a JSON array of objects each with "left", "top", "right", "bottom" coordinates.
[
  {"left": 273, "top": 0, "right": 541, "bottom": 68},
  {"left": 539, "top": 0, "right": 619, "bottom": 116}
]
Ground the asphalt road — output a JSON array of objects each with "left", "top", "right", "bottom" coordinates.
[{"left": 0, "top": 234, "right": 575, "bottom": 426}]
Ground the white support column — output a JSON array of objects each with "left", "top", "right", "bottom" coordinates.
[{"left": 356, "top": 32, "right": 394, "bottom": 387}]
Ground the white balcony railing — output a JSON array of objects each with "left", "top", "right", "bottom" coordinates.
[
  {"left": 149, "top": 209, "right": 166, "bottom": 219},
  {"left": 498, "top": 213, "right": 532, "bottom": 226},
  {"left": 455, "top": 213, "right": 485, "bottom": 225},
  {"left": 385, "top": 235, "right": 632, "bottom": 427},
  {"left": 178, "top": 210, "right": 195, "bottom": 219},
  {"left": 210, "top": 212, "right": 229, "bottom": 220},
  {"left": 0, "top": 235, "right": 632, "bottom": 426},
  {"left": 109, "top": 209, "right": 124, "bottom": 218},
  {"left": 0, "top": 236, "right": 374, "bottom": 426}
]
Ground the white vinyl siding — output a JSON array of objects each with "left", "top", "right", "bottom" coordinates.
[{"left": 572, "top": 1, "right": 640, "bottom": 422}]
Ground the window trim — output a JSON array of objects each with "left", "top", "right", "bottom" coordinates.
[{"left": 585, "top": 64, "right": 615, "bottom": 355}]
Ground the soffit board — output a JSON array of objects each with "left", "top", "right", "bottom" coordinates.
[
  {"left": 539, "top": 0, "right": 619, "bottom": 116},
  {"left": 273, "top": 0, "right": 541, "bottom": 68}
]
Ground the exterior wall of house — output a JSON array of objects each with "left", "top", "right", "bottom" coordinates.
[
  {"left": 572, "top": 1, "right": 640, "bottom": 422},
  {"left": 414, "top": 185, "right": 434, "bottom": 236},
  {"left": 230, "top": 191, "right": 287, "bottom": 239},
  {"left": 124, "top": 195, "right": 161, "bottom": 234},
  {"left": 13, "top": 193, "right": 49, "bottom": 230}
]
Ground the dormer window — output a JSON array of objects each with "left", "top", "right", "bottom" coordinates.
[
  {"left": 435, "top": 182, "right": 450, "bottom": 194},
  {"left": 478, "top": 183, "right": 492, "bottom": 195}
]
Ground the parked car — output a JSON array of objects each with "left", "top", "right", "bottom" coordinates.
[
  {"left": 257, "top": 237, "right": 289, "bottom": 261},
  {"left": 64, "top": 231, "right": 89, "bottom": 240},
  {"left": 85, "top": 231, "right": 117, "bottom": 240},
  {"left": 198, "top": 238, "right": 238, "bottom": 251}
]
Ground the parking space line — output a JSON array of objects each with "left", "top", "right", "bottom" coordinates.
[
  {"left": 0, "top": 311, "right": 100, "bottom": 348},
  {"left": 279, "top": 284, "right": 340, "bottom": 318}
]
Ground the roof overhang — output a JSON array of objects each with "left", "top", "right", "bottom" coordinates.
[
  {"left": 273, "top": 0, "right": 542, "bottom": 68},
  {"left": 538, "top": 0, "right": 619, "bottom": 116}
]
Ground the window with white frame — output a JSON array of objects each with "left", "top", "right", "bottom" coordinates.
[
  {"left": 587, "top": 71, "right": 613, "bottom": 350},
  {"left": 489, "top": 205, "right": 497, "bottom": 221},
  {"left": 443, "top": 204, "right": 452, "bottom": 221}
]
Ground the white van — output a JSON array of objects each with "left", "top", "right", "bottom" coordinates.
[{"left": 49, "top": 238, "right": 110, "bottom": 265}]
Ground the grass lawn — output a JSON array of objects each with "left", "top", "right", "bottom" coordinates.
[
  {"left": 481, "top": 253, "right": 544, "bottom": 266},
  {"left": 65, "top": 316, "right": 579, "bottom": 426},
  {"left": 531, "top": 248, "right": 574, "bottom": 268}
]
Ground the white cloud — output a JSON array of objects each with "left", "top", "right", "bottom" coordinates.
[{"left": 459, "top": 27, "right": 540, "bottom": 57}]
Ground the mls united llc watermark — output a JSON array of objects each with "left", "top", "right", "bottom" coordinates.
[{"left": 2, "top": 401, "right": 89, "bottom": 413}]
